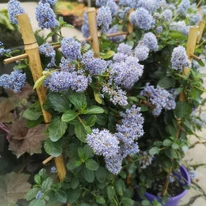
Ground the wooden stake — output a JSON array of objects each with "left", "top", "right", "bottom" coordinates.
[
  {"left": 87, "top": 8, "right": 99, "bottom": 57},
  {"left": 4, "top": 53, "right": 28, "bottom": 64},
  {"left": 17, "top": 13, "right": 66, "bottom": 182},
  {"left": 128, "top": 9, "right": 134, "bottom": 34},
  {"left": 197, "top": 21, "right": 205, "bottom": 44}
]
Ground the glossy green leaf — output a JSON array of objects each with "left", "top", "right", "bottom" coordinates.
[
  {"left": 44, "top": 139, "right": 62, "bottom": 157},
  {"left": 107, "top": 186, "right": 115, "bottom": 200},
  {"left": 62, "top": 110, "right": 78, "bottom": 122},
  {"left": 68, "top": 92, "right": 87, "bottom": 109},
  {"left": 85, "top": 159, "right": 99, "bottom": 171},
  {"left": 74, "top": 123, "right": 87, "bottom": 143},
  {"left": 82, "top": 106, "right": 104, "bottom": 114},
  {"left": 149, "top": 147, "right": 159, "bottom": 155},
  {"left": 49, "top": 117, "right": 67, "bottom": 142},
  {"left": 82, "top": 168, "right": 94, "bottom": 183}
]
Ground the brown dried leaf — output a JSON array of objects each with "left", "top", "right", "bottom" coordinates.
[
  {"left": 9, "top": 120, "right": 47, "bottom": 157},
  {"left": 0, "top": 97, "right": 15, "bottom": 122},
  {"left": 0, "top": 172, "right": 31, "bottom": 205},
  {"left": 0, "top": 112, "right": 15, "bottom": 123},
  {"left": 8, "top": 83, "right": 34, "bottom": 100}
]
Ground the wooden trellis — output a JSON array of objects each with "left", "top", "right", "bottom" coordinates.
[{"left": 3, "top": 6, "right": 205, "bottom": 203}]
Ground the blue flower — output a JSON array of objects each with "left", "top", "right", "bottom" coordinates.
[
  {"left": 161, "top": 9, "right": 173, "bottom": 21},
  {"left": 117, "top": 43, "right": 132, "bottom": 56},
  {"left": 105, "top": 154, "right": 123, "bottom": 174},
  {"left": 171, "top": 46, "right": 190, "bottom": 71},
  {"left": 8, "top": 0, "right": 25, "bottom": 25},
  {"left": 142, "top": 32, "right": 158, "bottom": 51},
  {"left": 0, "top": 70, "right": 26, "bottom": 93},
  {"left": 96, "top": 6, "right": 112, "bottom": 33},
  {"left": 40, "top": 0, "right": 56, "bottom": 5},
  {"left": 135, "top": 45, "right": 150, "bottom": 61},
  {"left": 106, "top": 25, "right": 125, "bottom": 42},
  {"left": 36, "top": 2, "right": 59, "bottom": 29},
  {"left": 35, "top": 191, "right": 44, "bottom": 199},
  {"left": 59, "top": 57, "right": 75, "bottom": 71},
  {"left": 81, "top": 12, "right": 90, "bottom": 38},
  {"left": 39, "top": 43, "right": 56, "bottom": 67},
  {"left": 130, "top": 8, "right": 153, "bottom": 31},
  {"left": 102, "top": 85, "right": 128, "bottom": 106},
  {"left": 137, "top": 0, "right": 158, "bottom": 13},
  {"left": 82, "top": 51, "right": 107, "bottom": 75},
  {"left": 61, "top": 38, "right": 82, "bottom": 60},
  {"left": 86, "top": 129, "right": 120, "bottom": 158},
  {"left": 50, "top": 166, "right": 57, "bottom": 173},
  {"left": 177, "top": 0, "right": 190, "bottom": 16}
]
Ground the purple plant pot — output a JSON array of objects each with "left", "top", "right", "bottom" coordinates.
[{"left": 144, "top": 165, "right": 191, "bottom": 206}]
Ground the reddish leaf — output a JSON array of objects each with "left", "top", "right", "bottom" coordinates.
[
  {"left": 0, "top": 172, "right": 31, "bottom": 205},
  {"left": 8, "top": 119, "right": 46, "bottom": 157}
]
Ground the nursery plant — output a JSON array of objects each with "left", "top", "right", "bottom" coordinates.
[{"left": 0, "top": 0, "right": 206, "bottom": 206}]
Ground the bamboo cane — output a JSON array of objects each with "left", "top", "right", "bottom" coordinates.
[
  {"left": 87, "top": 8, "right": 99, "bottom": 57},
  {"left": 16, "top": 13, "right": 66, "bottom": 182},
  {"left": 197, "top": 21, "right": 205, "bottom": 44},
  {"left": 127, "top": 9, "right": 134, "bottom": 34}
]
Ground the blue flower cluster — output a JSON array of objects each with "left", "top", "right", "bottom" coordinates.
[
  {"left": 87, "top": 105, "right": 144, "bottom": 174},
  {"left": 102, "top": 85, "right": 128, "bottom": 106},
  {"left": 39, "top": 43, "right": 56, "bottom": 67},
  {"left": 81, "top": 11, "right": 90, "bottom": 38},
  {"left": 8, "top": 0, "right": 25, "bottom": 25},
  {"left": 106, "top": 25, "right": 125, "bottom": 42},
  {"left": 35, "top": 191, "right": 44, "bottom": 199},
  {"left": 169, "top": 21, "right": 189, "bottom": 35},
  {"left": 36, "top": 2, "right": 59, "bottom": 29},
  {"left": 96, "top": 6, "right": 112, "bottom": 33},
  {"left": 190, "top": 14, "right": 201, "bottom": 25},
  {"left": 61, "top": 38, "right": 82, "bottom": 60},
  {"left": 59, "top": 57, "right": 75, "bottom": 71},
  {"left": 135, "top": 45, "right": 150, "bottom": 61},
  {"left": 40, "top": 0, "right": 56, "bottom": 5},
  {"left": 82, "top": 51, "right": 107, "bottom": 75},
  {"left": 171, "top": 46, "right": 190, "bottom": 71},
  {"left": 137, "top": 0, "right": 158, "bottom": 13},
  {"left": 139, "top": 151, "right": 154, "bottom": 169},
  {"left": 0, "top": 42, "right": 11, "bottom": 57},
  {"left": 177, "top": 0, "right": 190, "bottom": 16},
  {"left": 130, "top": 8, "right": 153, "bottom": 31},
  {"left": 44, "top": 71, "right": 89, "bottom": 92},
  {"left": 106, "top": 0, "right": 118, "bottom": 16},
  {"left": 140, "top": 83, "right": 176, "bottom": 116},
  {"left": 142, "top": 32, "right": 158, "bottom": 51},
  {"left": 110, "top": 43, "right": 144, "bottom": 89},
  {"left": 161, "top": 9, "right": 173, "bottom": 21},
  {"left": 0, "top": 70, "right": 26, "bottom": 93},
  {"left": 87, "top": 129, "right": 120, "bottom": 158}
]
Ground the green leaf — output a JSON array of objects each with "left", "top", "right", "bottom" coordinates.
[
  {"left": 55, "top": 190, "right": 67, "bottom": 203},
  {"left": 82, "top": 106, "right": 104, "bottom": 114},
  {"left": 82, "top": 167, "right": 94, "bottom": 183},
  {"left": 33, "top": 76, "right": 47, "bottom": 89},
  {"left": 107, "top": 186, "right": 115, "bottom": 200},
  {"left": 83, "top": 145, "right": 93, "bottom": 158},
  {"left": 149, "top": 147, "right": 159, "bottom": 155},
  {"left": 96, "top": 196, "right": 106, "bottom": 204},
  {"left": 62, "top": 110, "right": 78, "bottom": 122},
  {"left": 29, "top": 199, "right": 46, "bottom": 206},
  {"left": 121, "top": 198, "right": 134, "bottom": 206},
  {"left": 95, "top": 167, "right": 108, "bottom": 183},
  {"left": 48, "top": 93, "right": 70, "bottom": 113},
  {"left": 94, "top": 90, "right": 103, "bottom": 104},
  {"left": 84, "top": 115, "right": 97, "bottom": 127},
  {"left": 67, "top": 159, "right": 82, "bottom": 170},
  {"left": 175, "top": 102, "right": 192, "bottom": 118},
  {"left": 172, "top": 142, "right": 180, "bottom": 150},
  {"left": 158, "top": 77, "right": 175, "bottom": 89},
  {"left": 78, "top": 147, "right": 85, "bottom": 159},
  {"left": 74, "top": 123, "right": 87, "bottom": 143},
  {"left": 85, "top": 159, "right": 99, "bottom": 171},
  {"left": 100, "top": 50, "right": 115, "bottom": 59},
  {"left": 34, "top": 174, "right": 41, "bottom": 185},
  {"left": 67, "top": 188, "right": 81, "bottom": 204},
  {"left": 42, "top": 177, "right": 53, "bottom": 192},
  {"left": 71, "top": 178, "right": 80, "bottom": 189},
  {"left": 115, "top": 179, "right": 125, "bottom": 196},
  {"left": 26, "top": 188, "right": 39, "bottom": 201},
  {"left": 68, "top": 92, "right": 87, "bottom": 109},
  {"left": 167, "top": 125, "right": 176, "bottom": 137},
  {"left": 141, "top": 200, "right": 151, "bottom": 206},
  {"left": 23, "top": 109, "right": 42, "bottom": 121},
  {"left": 197, "top": 58, "right": 205, "bottom": 67},
  {"left": 44, "top": 139, "right": 62, "bottom": 157},
  {"left": 49, "top": 117, "right": 67, "bottom": 142},
  {"left": 163, "top": 139, "right": 172, "bottom": 147}
]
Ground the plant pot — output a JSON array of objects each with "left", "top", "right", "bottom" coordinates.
[{"left": 144, "top": 165, "right": 191, "bottom": 206}]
